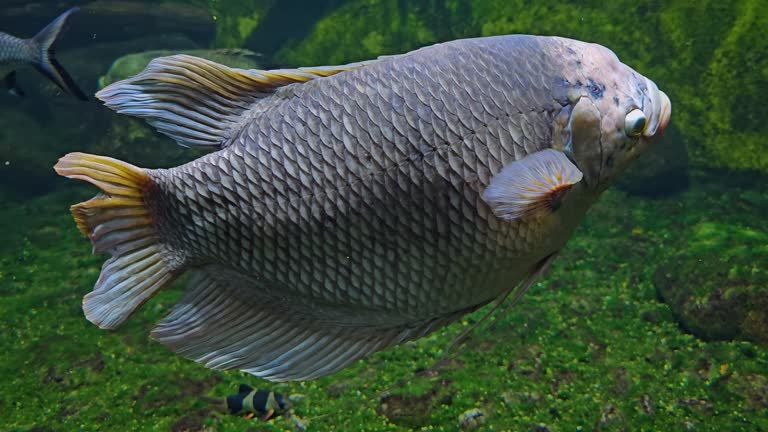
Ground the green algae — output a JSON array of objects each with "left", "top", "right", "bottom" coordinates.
[
  {"left": 276, "top": 0, "right": 444, "bottom": 66},
  {"left": 2, "top": 169, "right": 767, "bottom": 431},
  {"left": 197, "top": 0, "right": 275, "bottom": 48}
]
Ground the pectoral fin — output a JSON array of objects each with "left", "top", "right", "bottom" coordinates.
[{"left": 482, "top": 149, "right": 583, "bottom": 220}]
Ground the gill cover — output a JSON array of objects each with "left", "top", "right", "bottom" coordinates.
[{"left": 564, "top": 97, "right": 602, "bottom": 187}]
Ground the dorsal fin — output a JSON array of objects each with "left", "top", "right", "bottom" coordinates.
[{"left": 95, "top": 55, "right": 377, "bottom": 149}]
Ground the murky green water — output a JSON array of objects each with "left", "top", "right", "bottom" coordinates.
[{"left": 1, "top": 1, "right": 766, "bottom": 431}]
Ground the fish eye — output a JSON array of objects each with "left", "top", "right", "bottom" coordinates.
[{"left": 624, "top": 109, "right": 647, "bottom": 137}]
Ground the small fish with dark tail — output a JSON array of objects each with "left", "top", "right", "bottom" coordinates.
[{"left": 0, "top": 7, "right": 87, "bottom": 100}]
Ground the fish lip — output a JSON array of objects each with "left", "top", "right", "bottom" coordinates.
[
  {"left": 642, "top": 78, "right": 671, "bottom": 138},
  {"left": 657, "top": 91, "right": 672, "bottom": 134}
]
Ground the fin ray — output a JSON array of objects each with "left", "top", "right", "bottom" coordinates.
[
  {"left": 152, "top": 270, "right": 466, "bottom": 381},
  {"left": 96, "top": 54, "right": 378, "bottom": 151},
  {"left": 54, "top": 153, "right": 179, "bottom": 329},
  {"left": 96, "top": 55, "right": 377, "bottom": 150},
  {"left": 482, "top": 149, "right": 583, "bottom": 220}
]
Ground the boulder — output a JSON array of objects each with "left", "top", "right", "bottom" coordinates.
[{"left": 654, "top": 222, "right": 768, "bottom": 345}]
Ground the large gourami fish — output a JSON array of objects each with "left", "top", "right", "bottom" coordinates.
[
  {"left": 55, "top": 35, "right": 671, "bottom": 381},
  {"left": 0, "top": 8, "right": 87, "bottom": 100}
]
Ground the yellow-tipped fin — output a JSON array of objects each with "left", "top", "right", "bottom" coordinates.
[{"left": 54, "top": 153, "right": 178, "bottom": 330}]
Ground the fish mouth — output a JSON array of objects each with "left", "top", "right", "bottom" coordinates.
[
  {"left": 642, "top": 78, "right": 672, "bottom": 138},
  {"left": 656, "top": 91, "right": 671, "bottom": 135}
]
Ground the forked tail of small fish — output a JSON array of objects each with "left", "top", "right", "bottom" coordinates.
[{"left": 30, "top": 8, "right": 87, "bottom": 100}]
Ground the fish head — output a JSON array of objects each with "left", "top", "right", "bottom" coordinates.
[{"left": 553, "top": 39, "right": 672, "bottom": 191}]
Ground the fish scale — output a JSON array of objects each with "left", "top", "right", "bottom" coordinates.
[
  {"left": 57, "top": 34, "right": 671, "bottom": 380},
  {"left": 0, "top": 33, "right": 33, "bottom": 65},
  {"left": 152, "top": 42, "right": 553, "bottom": 317}
]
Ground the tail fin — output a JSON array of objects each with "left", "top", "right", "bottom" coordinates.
[
  {"left": 31, "top": 8, "right": 87, "bottom": 101},
  {"left": 54, "top": 153, "right": 178, "bottom": 329}
]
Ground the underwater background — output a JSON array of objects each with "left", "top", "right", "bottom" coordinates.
[{"left": 1, "top": 0, "right": 766, "bottom": 430}]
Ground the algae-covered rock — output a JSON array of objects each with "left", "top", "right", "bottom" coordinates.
[
  {"left": 616, "top": 123, "right": 689, "bottom": 197},
  {"left": 98, "top": 48, "right": 263, "bottom": 88},
  {"left": 654, "top": 222, "right": 768, "bottom": 345},
  {"left": 656, "top": 0, "right": 768, "bottom": 174},
  {"left": 727, "top": 373, "right": 768, "bottom": 412},
  {"left": 697, "top": 0, "right": 768, "bottom": 173},
  {"left": 459, "top": 408, "right": 485, "bottom": 430}
]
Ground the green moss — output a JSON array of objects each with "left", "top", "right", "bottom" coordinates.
[
  {"left": 276, "top": 0, "right": 452, "bottom": 65},
  {"left": 198, "top": 0, "right": 275, "bottom": 48},
  {"left": 698, "top": 0, "right": 768, "bottom": 172},
  {"left": 2, "top": 169, "right": 767, "bottom": 430}
]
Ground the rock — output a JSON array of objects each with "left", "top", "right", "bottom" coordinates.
[
  {"left": 611, "top": 367, "right": 632, "bottom": 396},
  {"left": 727, "top": 373, "right": 768, "bottom": 411},
  {"left": 459, "top": 408, "right": 485, "bottom": 430},
  {"left": 63, "top": 34, "right": 202, "bottom": 90},
  {"left": 654, "top": 222, "right": 768, "bottom": 345},
  {"left": 638, "top": 394, "right": 654, "bottom": 416},
  {"left": 595, "top": 403, "right": 625, "bottom": 430},
  {"left": 676, "top": 398, "right": 714, "bottom": 416},
  {"left": 616, "top": 123, "right": 689, "bottom": 197},
  {"left": 377, "top": 389, "right": 437, "bottom": 429},
  {"left": 204, "top": 0, "right": 276, "bottom": 48}
]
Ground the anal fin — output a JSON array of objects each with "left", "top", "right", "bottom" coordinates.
[{"left": 152, "top": 271, "right": 462, "bottom": 382}]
